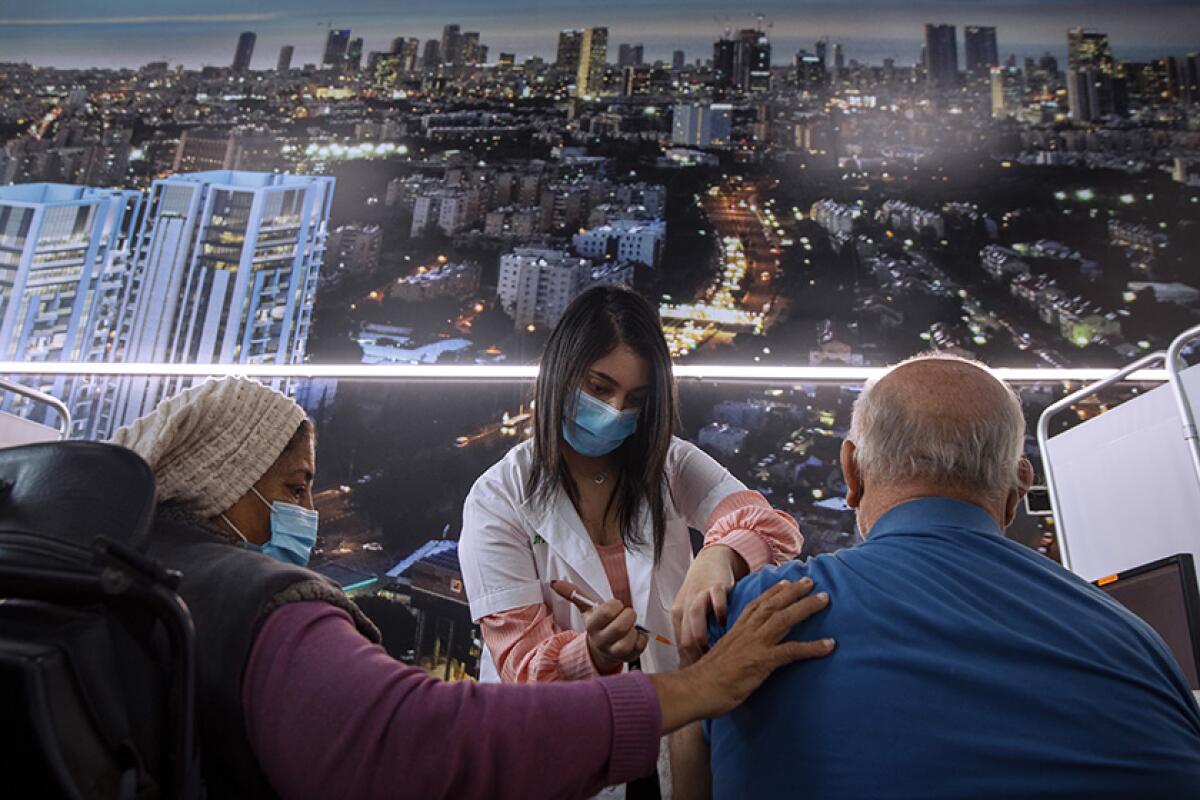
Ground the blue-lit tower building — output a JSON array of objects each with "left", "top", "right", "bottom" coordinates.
[
  {"left": 101, "top": 171, "right": 333, "bottom": 437},
  {"left": 0, "top": 183, "right": 142, "bottom": 434}
]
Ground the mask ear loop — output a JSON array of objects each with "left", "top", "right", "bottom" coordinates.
[
  {"left": 564, "top": 388, "right": 582, "bottom": 440},
  {"left": 251, "top": 486, "right": 274, "bottom": 509},
  {"left": 219, "top": 513, "right": 250, "bottom": 543},
  {"left": 223, "top": 485, "right": 273, "bottom": 543}
]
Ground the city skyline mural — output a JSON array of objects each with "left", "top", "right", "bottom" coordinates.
[
  {"left": 2, "top": 1, "right": 1197, "bottom": 678},
  {"left": 4, "top": 1, "right": 1198, "bottom": 68}
]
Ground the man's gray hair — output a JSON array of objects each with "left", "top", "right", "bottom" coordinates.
[{"left": 848, "top": 354, "right": 1026, "bottom": 497}]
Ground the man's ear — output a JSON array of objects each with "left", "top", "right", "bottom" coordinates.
[
  {"left": 1002, "top": 458, "right": 1036, "bottom": 528},
  {"left": 1017, "top": 457, "right": 1035, "bottom": 494},
  {"left": 842, "top": 440, "right": 864, "bottom": 509}
]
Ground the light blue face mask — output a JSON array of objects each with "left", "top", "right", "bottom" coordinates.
[
  {"left": 222, "top": 487, "right": 319, "bottom": 567},
  {"left": 562, "top": 388, "right": 639, "bottom": 457}
]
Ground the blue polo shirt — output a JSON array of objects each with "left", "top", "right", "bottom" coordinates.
[{"left": 706, "top": 498, "right": 1200, "bottom": 799}]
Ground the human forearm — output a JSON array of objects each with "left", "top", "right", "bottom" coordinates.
[
  {"left": 676, "top": 494, "right": 807, "bottom": 656},
  {"left": 480, "top": 605, "right": 608, "bottom": 682},
  {"left": 244, "top": 602, "right": 660, "bottom": 800},
  {"left": 649, "top": 666, "right": 714, "bottom": 734}
]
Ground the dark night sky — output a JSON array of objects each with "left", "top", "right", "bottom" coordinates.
[{"left": 2, "top": 0, "right": 1197, "bottom": 69}]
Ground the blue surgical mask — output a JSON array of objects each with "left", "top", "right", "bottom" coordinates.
[
  {"left": 221, "top": 487, "right": 319, "bottom": 567},
  {"left": 562, "top": 388, "right": 639, "bottom": 457}
]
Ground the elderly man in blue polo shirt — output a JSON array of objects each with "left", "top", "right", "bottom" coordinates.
[{"left": 673, "top": 354, "right": 1200, "bottom": 799}]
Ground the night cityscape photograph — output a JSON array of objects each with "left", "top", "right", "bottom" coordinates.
[{"left": 2, "top": 0, "right": 1198, "bottom": 679}]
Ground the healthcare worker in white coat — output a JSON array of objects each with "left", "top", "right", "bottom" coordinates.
[{"left": 459, "top": 286, "right": 803, "bottom": 799}]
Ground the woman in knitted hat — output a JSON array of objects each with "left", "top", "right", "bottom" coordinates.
[
  {"left": 112, "top": 375, "right": 319, "bottom": 563},
  {"left": 111, "top": 376, "right": 833, "bottom": 800}
]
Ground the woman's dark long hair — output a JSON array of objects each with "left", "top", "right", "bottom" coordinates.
[{"left": 526, "top": 285, "right": 679, "bottom": 562}]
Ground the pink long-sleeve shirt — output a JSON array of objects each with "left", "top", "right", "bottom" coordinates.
[
  {"left": 242, "top": 601, "right": 662, "bottom": 800},
  {"left": 482, "top": 490, "right": 802, "bottom": 682}
]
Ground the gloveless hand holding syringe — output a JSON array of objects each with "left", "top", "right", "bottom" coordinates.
[{"left": 550, "top": 579, "right": 673, "bottom": 646}]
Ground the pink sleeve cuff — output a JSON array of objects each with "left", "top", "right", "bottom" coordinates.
[
  {"left": 559, "top": 631, "right": 607, "bottom": 681},
  {"left": 600, "top": 672, "right": 663, "bottom": 786},
  {"left": 702, "top": 490, "right": 803, "bottom": 569},
  {"left": 706, "top": 488, "right": 771, "bottom": 523},
  {"left": 706, "top": 528, "right": 775, "bottom": 573}
]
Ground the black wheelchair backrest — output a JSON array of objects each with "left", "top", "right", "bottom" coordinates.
[{"left": 0, "top": 441, "right": 198, "bottom": 800}]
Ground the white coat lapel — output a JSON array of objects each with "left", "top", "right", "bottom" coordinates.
[
  {"left": 625, "top": 506, "right": 656, "bottom": 630},
  {"left": 518, "top": 487, "right": 613, "bottom": 600}
]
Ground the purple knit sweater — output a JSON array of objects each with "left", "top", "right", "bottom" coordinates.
[{"left": 242, "top": 601, "right": 662, "bottom": 799}]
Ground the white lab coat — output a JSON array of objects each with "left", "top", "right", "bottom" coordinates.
[{"left": 459, "top": 436, "right": 748, "bottom": 799}]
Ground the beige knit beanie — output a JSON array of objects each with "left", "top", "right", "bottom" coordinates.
[{"left": 110, "top": 377, "right": 308, "bottom": 519}]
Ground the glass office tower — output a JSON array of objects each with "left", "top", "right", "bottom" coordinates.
[
  {"left": 98, "top": 171, "right": 333, "bottom": 438},
  {"left": 0, "top": 183, "right": 142, "bottom": 433}
]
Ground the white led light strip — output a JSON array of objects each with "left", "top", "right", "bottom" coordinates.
[{"left": 0, "top": 362, "right": 1169, "bottom": 384}]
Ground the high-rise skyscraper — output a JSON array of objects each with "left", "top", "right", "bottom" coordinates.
[
  {"left": 365, "top": 51, "right": 383, "bottom": 78},
  {"left": 924, "top": 24, "right": 958, "bottom": 87},
  {"left": 617, "top": 43, "right": 644, "bottom": 68},
  {"left": 795, "top": 50, "right": 827, "bottom": 91},
  {"left": 232, "top": 32, "right": 256, "bottom": 72},
  {"left": 1186, "top": 52, "right": 1200, "bottom": 105},
  {"left": 990, "top": 66, "right": 1023, "bottom": 118},
  {"left": 964, "top": 26, "right": 999, "bottom": 76},
  {"left": 277, "top": 45, "right": 294, "bottom": 72},
  {"left": 1159, "top": 56, "right": 1187, "bottom": 103},
  {"left": 322, "top": 29, "right": 351, "bottom": 70},
  {"left": 713, "top": 38, "right": 737, "bottom": 89},
  {"left": 0, "top": 183, "right": 142, "bottom": 437},
  {"left": 576, "top": 27, "right": 608, "bottom": 96},
  {"left": 1067, "top": 28, "right": 1117, "bottom": 121},
  {"left": 1068, "top": 68, "right": 1104, "bottom": 121},
  {"left": 390, "top": 37, "right": 406, "bottom": 55},
  {"left": 556, "top": 29, "right": 584, "bottom": 86},
  {"left": 400, "top": 38, "right": 421, "bottom": 72},
  {"left": 460, "top": 32, "right": 482, "bottom": 66},
  {"left": 619, "top": 65, "right": 648, "bottom": 96},
  {"left": 832, "top": 42, "right": 845, "bottom": 71},
  {"left": 441, "top": 24, "right": 463, "bottom": 66},
  {"left": 1067, "top": 27, "right": 1114, "bottom": 72},
  {"left": 734, "top": 28, "right": 770, "bottom": 92},
  {"left": 673, "top": 50, "right": 686, "bottom": 71},
  {"left": 371, "top": 52, "right": 398, "bottom": 87},
  {"left": 346, "top": 37, "right": 364, "bottom": 71},
  {"left": 815, "top": 39, "right": 828, "bottom": 68},
  {"left": 423, "top": 39, "right": 441, "bottom": 69},
  {"left": 103, "top": 171, "right": 334, "bottom": 437}
]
